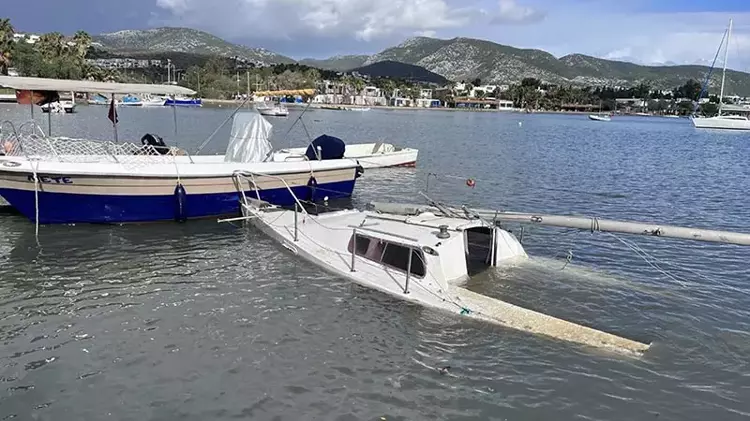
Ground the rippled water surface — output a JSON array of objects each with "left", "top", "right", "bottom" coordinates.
[{"left": 1, "top": 104, "right": 749, "bottom": 420}]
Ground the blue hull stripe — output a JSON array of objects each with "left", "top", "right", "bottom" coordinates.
[{"left": 0, "top": 179, "right": 355, "bottom": 224}]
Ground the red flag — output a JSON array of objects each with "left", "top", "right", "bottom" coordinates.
[{"left": 108, "top": 98, "right": 118, "bottom": 124}]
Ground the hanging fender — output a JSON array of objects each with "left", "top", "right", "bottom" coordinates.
[
  {"left": 355, "top": 161, "right": 365, "bottom": 179},
  {"left": 174, "top": 182, "right": 187, "bottom": 222},
  {"left": 307, "top": 175, "right": 318, "bottom": 202}
]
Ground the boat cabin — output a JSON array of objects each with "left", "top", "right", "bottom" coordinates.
[{"left": 346, "top": 212, "right": 527, "bottom": 292}]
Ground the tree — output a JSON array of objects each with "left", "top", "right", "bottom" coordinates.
[
  {"left": 350, "top": 77, "right": 365, "bottom": 96},
  {"left": 378, "top": 79, "right": 397, "bottom": 100},
  {"left": 521, "top": 77, "right": 541, "bottom": 89},
  {"left": 0, "top": 18, "right": 14, "bottom": 76},
  {"left": 71, "top": 30, "right": 92, "bottom": 61},
  {"left": 675, "top": 79, "right": 702, "bottom": 101},
  {"left": 472, "top": 77, "right": 481, "bottom": 87},
  {"left": 37, "top": 32, "right": 66, "bottom": 59}
]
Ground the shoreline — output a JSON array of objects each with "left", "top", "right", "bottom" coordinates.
[{"left": 199, "top": 99, "right": 685, "bottom": 117}]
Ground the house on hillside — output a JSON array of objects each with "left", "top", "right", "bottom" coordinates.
[{"left": 470, "top": 85, "right": 497, "bottom": 98}]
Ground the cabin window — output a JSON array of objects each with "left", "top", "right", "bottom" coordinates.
[{"left": 347, "top": 234, "right": 425, "bottom": 277}]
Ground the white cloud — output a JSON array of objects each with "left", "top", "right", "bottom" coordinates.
[
  {"left": 151, "top": 0, "right": 750, "bottom": 68},
  {"left": 490, "top": 0, "right": 546, "bottom": 24},
  {"left": 155, "top": 0, "right": 474, "bottom": 41}
]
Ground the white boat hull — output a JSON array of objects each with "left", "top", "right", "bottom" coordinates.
[
  {"left": 272, "top": 142, "right": 418, "bottom": 169},
  {"left": 588, "top": 114, "right": 610, "bottom": 121},
  {"left": 691, "top": 116, "right": 750, "bottom": 130},
  {"left": 41, "top": 101, "right": 76, "bottom": 114},
  {"left": 258, "top": 108, "right": 289, "bottom": 117}
]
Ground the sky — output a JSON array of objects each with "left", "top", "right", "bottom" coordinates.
[{"left": 5, "top": 0, "right": 750, "bottom": 68}]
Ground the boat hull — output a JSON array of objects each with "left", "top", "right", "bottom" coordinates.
[
  {"left": 0, "top": 166, "right": 358, "bottom": 224},
  {"left": 273, "top": 143, "right": 418, "bottom": 169},
  {"left": 164, "top": 98, "right": 202, "bottom": 107},
  {"left": 691, "top": 116, "right": 750, "bottom": 130},
  {"left": 588, "top": 114, "right": 610, "bottom": 121},
  {"left": 258, "top": 108, "right": 289, "bottom": 117}
]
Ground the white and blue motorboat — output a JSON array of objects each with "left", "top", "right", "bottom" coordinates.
[
  {"left": 164, "top": 96, "right": 202, "bottom": 107},
  {"left": 0, "top": 76, "right": 363, "bottom": 224},
  {"left": 118, "top": 94, "right": 143, "bottom": 106}
]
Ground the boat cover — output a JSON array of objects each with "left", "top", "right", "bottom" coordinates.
[
  {"left": 305, "top": 134, "right": 346, "bottom": 161},
  {"left": 224, "top": 112, "right": 273, "bottom": 163}
]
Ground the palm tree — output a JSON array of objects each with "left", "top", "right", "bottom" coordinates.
[
  {"left": 0, "top": 18, "right": 15, "bottom": 76},
  {"left": 350, "top": 77, "right": 365, "bottom": 97},
  {"left": 379, "top": 79, "right": 397, "bottom": 101},
  {"left": 72, "top": 30, "right": 92, "bottom": 61},
  {"left": 37, "top": 32, "right": 65, "bottom": 59}
]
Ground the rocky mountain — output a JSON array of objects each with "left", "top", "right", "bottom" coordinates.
[
  {"left": 298, "top": 55, "right": 369, "bottom": 71},
  {"left": 360, "top": 36, "right": 750, "bottom": 94},
  {"left": 93, "top": 27, "right": 295, "bottom": 65},
  {"left": 90, "top": 27, "right": 750, "bottom": 94}
]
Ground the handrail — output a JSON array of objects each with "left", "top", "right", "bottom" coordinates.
[{"left": 231, "top": 170, "right": 310, "bottom": 217}]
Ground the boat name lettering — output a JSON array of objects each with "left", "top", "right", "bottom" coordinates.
[{"left": 27, "top": 175, "right": 73, "bottom": 184}]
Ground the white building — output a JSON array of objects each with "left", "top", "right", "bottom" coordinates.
[{"left": 497, "top": 100, "right": 515, "bottom": 110}]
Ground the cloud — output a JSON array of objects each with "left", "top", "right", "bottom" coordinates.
[
  {"left": 490, "top": 0, "right": 546, "bottom": 25},
  {"left": 150, "top": 0, "right": 750, "bottom": 67},
  {"left": 154, "top": 0, "right": 474, "bottom": 41}
]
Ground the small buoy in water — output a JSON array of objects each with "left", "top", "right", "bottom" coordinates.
[
  {"left": 466, "top": 178, "right": 476, "bottom": 188},
  {"left": 437, "top": 366, "right": 450, "bottom": 375},
  {"left": 518, "top": 121, "right": 523, "bottom": 127}
]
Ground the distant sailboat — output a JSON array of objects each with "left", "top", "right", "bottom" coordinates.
[
  {"left": 588, "top": 101, "right": 611, "bottom": 121},
  {"left": 692, "top": 19, "right": 750, "bottom": 130}
]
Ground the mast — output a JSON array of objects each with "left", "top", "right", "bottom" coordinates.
[{"left": 718, "top": 18, "right": 732, "bottom": 116}]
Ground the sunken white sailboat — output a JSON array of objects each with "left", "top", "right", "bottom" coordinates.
[{"left": 224, "top": 175, "right": 651, "bottom": 356}]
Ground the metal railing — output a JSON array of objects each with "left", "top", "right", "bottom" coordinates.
[
  {"left": 231, "top": 170, "right": 311, "bottom": 237},
  {"left": 2, "top": 119, "right": 196, "bottom": 165}
]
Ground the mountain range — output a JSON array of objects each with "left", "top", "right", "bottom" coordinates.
[{"left": 92, "top": 27, "right": 750, "bottom": 95}]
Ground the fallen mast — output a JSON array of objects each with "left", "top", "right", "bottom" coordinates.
[{"left": 368, "top": 202, "right": 750, "bottom": 247}]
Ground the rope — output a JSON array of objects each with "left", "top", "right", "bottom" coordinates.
[{"left": 31, "top": 160, "right": 40, "bottom": 242}]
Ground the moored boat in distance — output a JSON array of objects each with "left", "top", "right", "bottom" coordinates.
[
  {"left": 118, "top": 94, "right": 143, "bottom": 107},
  {"left": 692, "top": 114, "right": 750, "bottom": 130},
  {"left": 692, "top": 19, "right": 750, "bottom": 130},
  {"left": 41, "top": 101, "right": 76, "bottom": 113},
  {"left": 164, "top": 96, "right": 202, "bottom": 107},
  {"left": 87, "top": 93, "right": 109, "bottom": 105},
  {"left": 273, "top": 139, "right": 418, "bottom": 169},
  {"left": 256, "top": 102, "right": 289, "bottom": 117},
  {"left": 588, "top": 114, "right": 610, "bottom": 122}
]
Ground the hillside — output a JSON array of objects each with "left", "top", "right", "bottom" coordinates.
[
  {"left": 89, "top": 27, "right": 750, "bottom": 95},
  {"left": 349, "top": 61, "right": 448, "bottom": 84},
  {"left": 360, "top": 36, "right": 750, "bottom": 94},
  {"left": 299, "top": 55, "right": 369, "bottom": 71},
  {"left": 93, "top": 27, "right": 295, "bottom": 65}
]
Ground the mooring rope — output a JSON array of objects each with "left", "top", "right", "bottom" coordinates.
[{"left": 31, "top": 159, "right": 40, "bottom": 242}]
